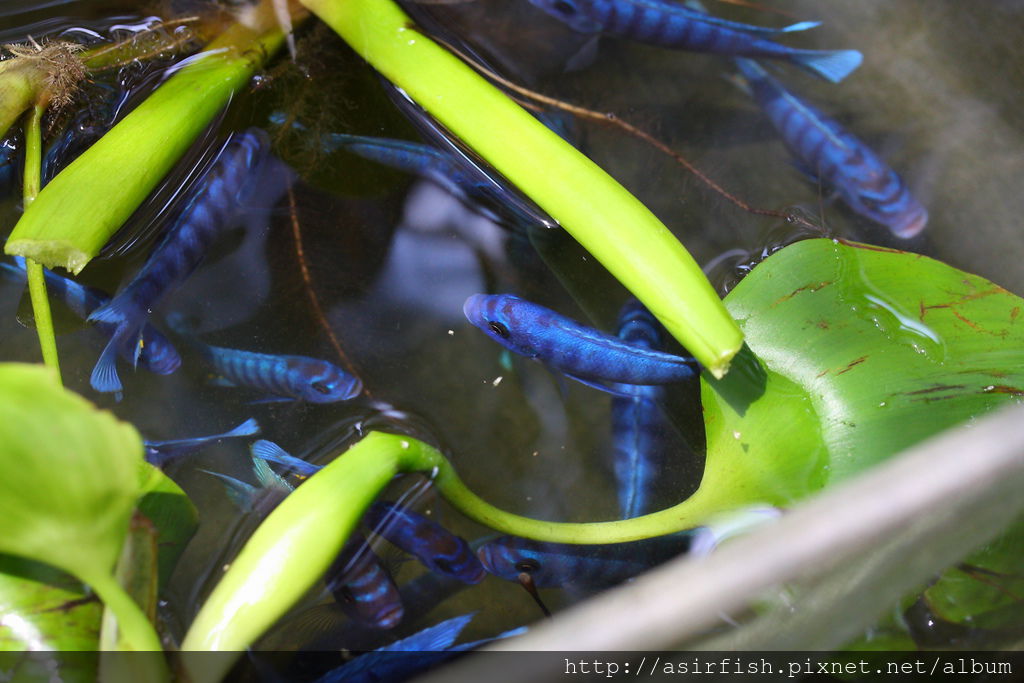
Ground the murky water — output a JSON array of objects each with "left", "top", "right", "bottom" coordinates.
[{"left": 1, "top": 0, "right": 1023, "bottom": 666}]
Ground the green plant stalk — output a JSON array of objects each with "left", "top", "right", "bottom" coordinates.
[
  {"left": 21, "top": 105, "right": 61, "bottom": 380},
  {"left": 4, "top": 6, "right": 286, "bottom": 275},
  {"left": 79, "top": 567, "right": 163, "bottom": 653},
  {"left": 0, "top": 60, "right": 42, "bottom": 140},
  {"left": 181, "top": 431, "right": 731, "bottom": 665},
  {"left": 299, "top": 0, "right": 743, "bottom": 378}
]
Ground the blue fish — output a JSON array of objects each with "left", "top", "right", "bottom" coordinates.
[
  {"left": 328, "top": 533, "right": 405, "bottom": 630},
  {"left": 528, "top": 0, "right": 861, "bottom": 83},
  {"left": 144, "top": 418, "right": 260, "bottom": 467},
  {"left": 610, "top": 299, "right": 672, "bottom": 518},
  {"left": 314, "top": 613, "right": 526, "bottom": 683},
  {"left": 463, "top": 293, "right": 696, "bottom": 390},
  {"left": 477, "top": 533, "right": 691, "bottom": 588},
  {"left": 87, "top": 129, "right": 269, "bottom": 394},
  {"left": 189, "top": 340, "right": 362, "bottom": 403},
  {"left": 366, "top": 502, "right": 486, "bottom": 585},
  {"left": 0, "top": 259, "right": 181, "bottom": 376},
  {"left": 735, "top": 58, "right": 928, "bottom": 238},
  {"left": 250, "top": 439, "right": 322, "bottom": 475}
]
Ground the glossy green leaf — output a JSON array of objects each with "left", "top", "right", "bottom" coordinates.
[
  {"left": 0, "top": 554, "right": 101, "bottom": 655},
  {"left": 695, "top": 238, "right": 1024, "bottom": 511}
]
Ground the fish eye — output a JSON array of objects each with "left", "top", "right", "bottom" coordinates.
[
  {"left": 515, "top": 558, "right": 540, "bottom": 574},
  {"left": 551, "top": 0, "right": 576, "bottom": 15},
  {"left": 311, "top": 380, "right": 334, "bottom": 395},
  {"left": 433, "top": 558, "right": 454, "bottom": 574},
  {"left": 488, "top": 321, "right": 511, "bottom": 339}
]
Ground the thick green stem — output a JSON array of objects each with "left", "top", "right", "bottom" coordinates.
[
  {"left": 181, "top": 431, "right": 728, "bottom": 668},
  {"left": 299, "top": 0, "right": 743, "bottom": 378},
  {"left": 21, "top": 105, "right": 61, "bottom": 380},
  {"left": 5, "top": 2, "right": 287, "bottom": 274}
]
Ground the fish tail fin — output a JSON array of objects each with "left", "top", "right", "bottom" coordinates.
[
  {"left": 225, "top": 418, "right": 261, "bottom": 439},
  {"left": 251, "top": 439, "right": 321, "bottom": 476},
  {"left": 790, "top": 49, "right": 863, "bottom": 83},
  {"left": 90, "top": 331, "right": 126, "bottom": 395}
]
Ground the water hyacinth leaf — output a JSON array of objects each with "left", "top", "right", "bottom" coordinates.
[
  {"left": 0, "top": 553, "right": 102, "bottom": 655},
  {"left": 3, "top": 1, "right": 287, "bottom": 274},
  {"left": 696, "top": 238, "right": 1024, "bottom": 513},
  {"left": 0, "top": 363, "right": 142, "bottom": 582},
  {"left": 0, "top": 363, "right": 162, "bottom": 652},
  {"left": 300, "top": 0, "right": 743, "bottom": 378}
]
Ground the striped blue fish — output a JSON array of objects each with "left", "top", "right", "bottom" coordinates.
[
  {"left": 328, "top": 533, "right": 405, "bottom": 630},
  {"left": 528, "top": 0, "right": 861, "bottom": 83},
  {"left": 610, "top": 299, "right": 672, "bottom": 519},
  {"left": 736, "top": 58, "right": 928, "bottom": 238},
  {"left": 144, "top": 418, "right": 260, "bottom": 467},
  {"left": 87, "top": 129, "right": 269, "bottom": 394},
  {"left": 0, "top": 259, "right": 181, "bottom": 376},
  {"left": 366, "top": 502, "right": 486, "bottom": 585},
  {"left": 189, "top": 340, "right": 362, "bottom": 403},
  {"left": 463, "top": 293, "right": 696, "bottom": 390},
  {"left": 477, "top": 533, "right": 691, "bottom": 588}
]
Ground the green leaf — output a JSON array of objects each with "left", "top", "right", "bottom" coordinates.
[
  {"left": 0, "top": 553, "right": 101, "bottom": 655},
  {"left": 0, "top": 363, "right": 163, "bottom": 653},
  {"left": 137, "top": 463, "right": 199, "bottom": 590},
  {"left": 697, "top": 238, "right": 1024, "bottom": 511},
  {"left": 0, "top": 363, "right": 142, "bottom": 581}
]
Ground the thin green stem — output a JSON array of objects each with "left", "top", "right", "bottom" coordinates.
[
  {"left": 22, "top": 105, "right": 61, "bottom": 381},
  {"left": 81, "top": 567, "right": 164, "bottom": 654},
  {"left": 299, "top": 0, "right": 743, "bottom": 378}
]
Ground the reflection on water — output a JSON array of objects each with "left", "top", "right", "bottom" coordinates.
[{"left": 0, "top": 0, "right": 1022, "bottom": 663}]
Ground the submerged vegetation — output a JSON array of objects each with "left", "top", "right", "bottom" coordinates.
[{"left": 0, "top": 0, "right": 1022, "bottom": 679}]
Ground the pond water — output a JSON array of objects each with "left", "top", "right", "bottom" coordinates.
[{"left": 1, "top": 0, "right": 1023, "bottom": 669}]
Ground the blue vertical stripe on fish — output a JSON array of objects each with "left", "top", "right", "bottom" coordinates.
[
  {"left": 144, "top": 418, "right": 260, "bottom": 467},
  {"left": 477, "top": 533, "right": 691, "bottom": 588},
  {"left": 609, "top": 299, "right": 671, "bottom": 518},
  {"left": 365, "top": 502, "right": 486, "bottom": 584},
  {"left": 463, "top": 293, "right": 696, "bottom": 389},
  {"left": 0, "top": 258, "right": 181, "bottom": 376},
  {"left": 528, "top": 0, "right": 861, "bottom": 83},
  {"left": 735, "top": 58, "right": 928, "bottom": 238},
  {"left": 191, "top": 340, "right": 362, "bottom": 403},
  {"left": 87, "top": 129, "right": 269, "bottom": 394},
  {"left": 328, "top": 533, "right": 405, "bottom": 630}
]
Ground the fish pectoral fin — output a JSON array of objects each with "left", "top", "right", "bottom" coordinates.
[
  {"left": 208, "top": 376, "right": 238, "bottom": 388},
  {"left": 246, "top": 395, "right": 297, "bottom": 405},
  {"left": 562, "top": 372, "right": 641, "bottom": 398}
]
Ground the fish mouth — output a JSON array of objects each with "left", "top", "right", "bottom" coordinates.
[{"left": 462, "top": 293, "right": 488, "bottom": 324}]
